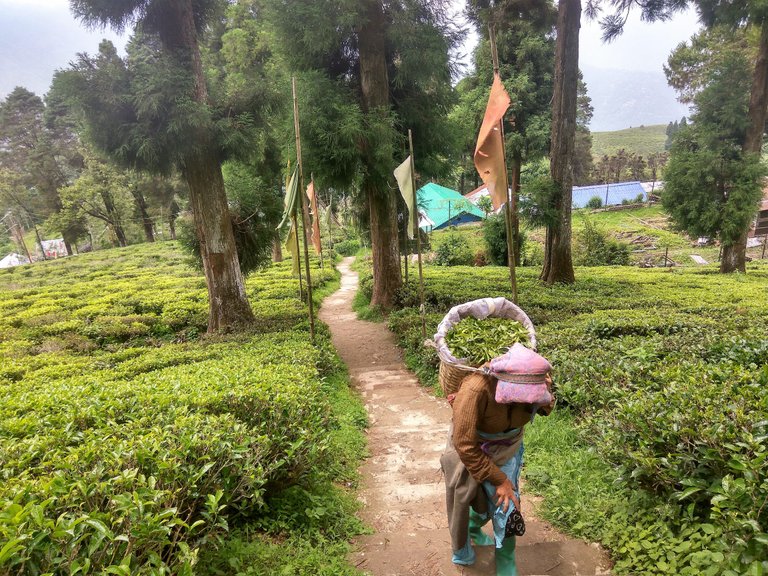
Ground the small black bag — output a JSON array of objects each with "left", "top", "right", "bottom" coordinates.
[{"left": 505, "top": 508, "right": 526, "bottom": 537}]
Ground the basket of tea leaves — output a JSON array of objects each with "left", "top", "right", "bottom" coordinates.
[{"left": 427, "top": 297, "right": 536, "bottom": 396}]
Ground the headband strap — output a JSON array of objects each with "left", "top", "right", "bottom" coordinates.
[{"left": 492, "top": 372, "right": 547, "bottom": 385}]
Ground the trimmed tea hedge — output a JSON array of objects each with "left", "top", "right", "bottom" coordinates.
[
  {"left": 0, "top": 243, "right": 362, "bottom": 575},
  {"left": 380, "top": 262, "right": 768, "bottom": 574}
]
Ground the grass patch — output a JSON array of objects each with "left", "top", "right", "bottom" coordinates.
[{"left": 197, "top": 532, "right": 364, "bottom": 576}]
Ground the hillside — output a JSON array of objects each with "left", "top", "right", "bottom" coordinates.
[
  {"left": 591, "top": 124, "right": 668, "bottom": 159},
  {"left": 429, "top": 205, "right": 766, "bottom": 268},
  {"left": 592, "top": 124, "right": 667, "bottom": 158}
]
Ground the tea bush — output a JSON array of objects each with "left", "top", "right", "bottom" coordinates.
[
  {"left": 0, "top": 243, "right": 366, "bottom": 575},
  {"left": 379, "top": 259, "right": 768, "bottom": 573},
  {"left": 434, "top": 229, "right": 473, "bottom": 266}
]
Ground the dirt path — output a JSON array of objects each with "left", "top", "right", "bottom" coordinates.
[{"left": 319, "top": 257, "right": 611, "bottom": 576}]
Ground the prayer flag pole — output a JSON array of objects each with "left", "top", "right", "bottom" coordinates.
[
  {"left": 292, "top": 76, "right": 316, "bottom": 343},
  {"left": 489, "top": 25, "right": 518, "bottom": 303},
  {"left": 408, "top": 129, "right": 427, "bottom": 340},
  {"left": 403, "top": 203, "right": 409, "bottom": 282},
  {"left": 328, "top": 191, "right": 334, "bottom": 261}
]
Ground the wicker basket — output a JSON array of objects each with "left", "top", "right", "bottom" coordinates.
[{"left": 426, "top": 297, "right": 537, "bottom": 397}]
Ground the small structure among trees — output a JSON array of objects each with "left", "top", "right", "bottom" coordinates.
[{"left": 417, "top": 183, "right": 486, "bottom": 233}]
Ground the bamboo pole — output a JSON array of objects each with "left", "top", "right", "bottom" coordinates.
[
  {"left": 293, "top": 214, "right": 304, "bottom": 300},
  {"left": 403, "top": 204, "right": 409, "bottom": 282},
  {"left": 489, "top": 25, "right": 518, "bottom": 303},
  {"left": 409, "top": 129, "right": 427, "bottom": 340},
  {"left": 10, "top": 214, "right": 32, "bottom": 263},
  {"left": 328, "top": 192, "right": 334, "bottom": 261},
  {"left": 292, "top": 76, "right": 316, "bottom": 343}
]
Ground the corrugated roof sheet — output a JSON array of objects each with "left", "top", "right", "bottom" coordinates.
[
  {"left": 572, "top": 181, "right": 646, "bottom": 208},
  {"left": 418, "top": 182, "right": 486, "bottom": 230}
]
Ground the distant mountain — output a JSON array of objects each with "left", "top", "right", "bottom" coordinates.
[
  {"left": 582, "top": 65, "right": 691, "bottom": 132},
  {"left": 0, "top": 3, "right": 125, "bottom": 99}
]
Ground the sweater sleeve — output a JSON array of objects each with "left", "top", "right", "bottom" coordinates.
[{"left": 451, "top": 374, "right": 507, "bottom": 486}]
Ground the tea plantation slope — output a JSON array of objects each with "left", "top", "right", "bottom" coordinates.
[
  {"left": 378, "top": 261, "right": 768, "bottom": 575},
  {"left": 0, "top": 242, "right": 367, "bottom": 575}
]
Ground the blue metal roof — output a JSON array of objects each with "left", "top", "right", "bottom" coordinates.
[{"left": 572, "top": 181, "right": 646, "bottom": 208}]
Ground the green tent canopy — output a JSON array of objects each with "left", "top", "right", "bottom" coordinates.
[{"left": 417, "top": 182, "right": 486, "bottom": 232}]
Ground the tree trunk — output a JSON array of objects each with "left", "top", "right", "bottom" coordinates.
[
  {"left": 168, "top": 214, "right": 177, "bottom": 240},
  {"left": 272, "top": 230, "right": 283, "bottom": 262},
  {"left": 100, "top": 190, "right": 128, "bottom": 247},
  {"left": 62, "top": 236, "right": 75, "bottom": 256},
  {"left": 358, "top": 0, "right": 401, "bottom": 309},
  {"left": 184, "top": 149, "right": 254, "bottom": 331},
  {"left": 726, "top": 19, "right": 768, "bottom": 274},
  {"left": 161, "top": 0, "right": 254, "bottom": 330},
  {"left": 721, "top": 232, "right": 748, "bottom": 273},
  {"left": 168, "top": 199, "right": 179, "bottom": 241},
  {"left": 511, "top": 154, "right": 522, "bottom": 266},
  {"left": 540, "top": 0, "right": 579, "bottom": 285},
  {"left": 33, "top": 223, "right": 47, "bottom": 261},
  {"left": 131, "top": 187, "right": 155, "bottom": 242},
  {"left": 368, "top": 182, "right": 401, "bottom": 309},
  {"left": 743, "top": 21, "right": 768, "bottom": 155}
]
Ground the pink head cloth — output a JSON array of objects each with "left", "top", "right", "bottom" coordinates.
[{"left": 488, "top": 343, "right": 553, "bottom": 405}]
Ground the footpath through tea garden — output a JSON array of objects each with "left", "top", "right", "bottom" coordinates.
[{"left": 319, "top": 257, "right": 612, "bottom": 576}]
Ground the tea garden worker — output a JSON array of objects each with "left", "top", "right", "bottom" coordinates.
[{"left": 440, "top": 343, "right": 555, "bottom": 576}]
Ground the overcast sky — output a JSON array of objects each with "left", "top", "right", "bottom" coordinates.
[
  {"left": 450, "top": 1, "right": 701, "bottom": 74},
  {"left": 2, "top": 0, "right": 701, "bottom": 128}
]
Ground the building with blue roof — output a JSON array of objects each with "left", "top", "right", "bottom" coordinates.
[
  {"left": 417, "top": 182, "right": 486, "bottom": 232},
  {"left": 572, "top": 181, "right": 646, "bottom": 208}
]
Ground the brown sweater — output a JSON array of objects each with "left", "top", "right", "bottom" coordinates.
[{"left": 451, "top": 372, "right": 532, "bottom": 486}]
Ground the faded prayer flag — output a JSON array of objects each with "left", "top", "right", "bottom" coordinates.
[
  {"left": 394, "top": 155, "right": 415, "bottom": 239},
  {"left": 306, "top": 180, "right": 322, "bottom": 254},
  {"left": 474, "top": 74, "right": 511, "bottom": 210},
  {"left": 278, "top": 166, "right": 300, "bottom": 274}
]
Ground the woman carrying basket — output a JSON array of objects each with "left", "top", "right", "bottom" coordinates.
[{"left": 440, "top": 343, "right": 555, "bottom": 575}]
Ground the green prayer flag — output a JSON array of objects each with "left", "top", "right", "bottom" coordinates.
[
  {"left": 277, "top": 167, "right": 300, "bottom": 231},
  {"left": 285, "top": 218, "right": 300, "bottom": 275}
]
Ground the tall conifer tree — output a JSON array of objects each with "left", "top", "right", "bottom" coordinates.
[
  {"left": 65, "top": 0, "right": 255, "bottom": 330},
  {"left": 599, "top": 0, "right": 768, "bottom": 272},
  {"left": 265, "top": 0, "right": 457, "bottom": 309}
]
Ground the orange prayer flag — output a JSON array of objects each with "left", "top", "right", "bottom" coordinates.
[
  {"left": 474, "top": 73, "right": 511, "bottom": 210},
  {"left": 306, "top": 180, "right": 322, "bottom": 255}
]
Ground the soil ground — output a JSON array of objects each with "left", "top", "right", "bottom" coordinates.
[{"left": 319, "top": 257, "right": 612, "bottom": 576}]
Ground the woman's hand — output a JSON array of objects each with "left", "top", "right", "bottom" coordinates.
[{"left": 495, "top": 478, "right": 520, "bottom": 513}]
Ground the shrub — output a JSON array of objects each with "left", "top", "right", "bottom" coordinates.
[
  {"left": 434, "top": 229, "right": 473, "bottom": 266},
  {"left": 334, "top": 239, "right": 360, "bottom": 256},
  {"left": 482, "top": 214, "right": 526, "bottom": 266},
  {"left": 483, "top": 214, "right": 508, "bottom": 266},
  {"left": 575, "top": 216, "right": 631, "bottom": 266},
  {"left": 586, "top": 195, "right": 603, "bottom": 209}
]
